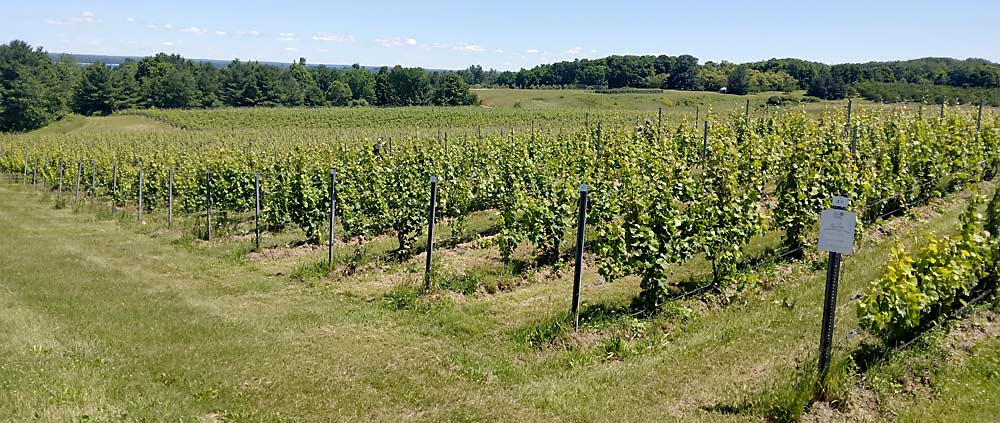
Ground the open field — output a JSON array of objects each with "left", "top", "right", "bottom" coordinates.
[
  {"left": 475, "top": 88, "right": 817, "bottom": 110},
  {"left": 31, "top": 114, "right": 180, "bottom": 135},
  {"left": 474, "top": 88, "right": 999, "bottom": 118},
  {"left": 1, "top": 93, "right": 999, "bottom": 422},
  {"left": 1, "top": 166, "right": 998, "bottom": 422}
]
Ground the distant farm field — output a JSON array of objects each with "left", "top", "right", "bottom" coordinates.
[{"left": 474, "top": 87, "right": 808, "bottom": 110}]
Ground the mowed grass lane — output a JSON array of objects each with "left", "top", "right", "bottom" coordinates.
[{"left": 0, "top": 183, "right": 535, "bottom": 422}]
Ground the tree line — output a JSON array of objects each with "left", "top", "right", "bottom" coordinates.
[
  {"left": 1, "top": 40, "right": 478, "bottom": 132},
  {"left": 459, "top": 55, "right": 1000, "bottom": 104}
]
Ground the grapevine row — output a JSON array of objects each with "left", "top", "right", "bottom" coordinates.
[{"left": 0, "top": 107, "right": 995, "bottom": 307}]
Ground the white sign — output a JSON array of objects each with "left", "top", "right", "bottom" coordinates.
[{"left": 818, "top": 209, "right": 857, "bottom": 255}]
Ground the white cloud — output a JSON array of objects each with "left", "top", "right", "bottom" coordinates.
[
  {"left": 46, "top": 11, "right": 99, "bottom": 25},
  {"left": 280, "top": 32, "right": 296, "bottom": 37},
  {"left": 525, "top": 49, "right": 540, "bottom": 54},
  {"left": 126, "top": 17, "right": 135, "bottom": 22},
  {"left": 284, "top": 47, "right": 298, "bottom": 51},
  {"left": 389, "top": 39, "right": 486, "bottom": 52},
  {"left": 375, "top": 36, "right": 415, "bottom": 47},
  {"left": 453, "top": 42, "right": 486, "bottom": 52},
  {"left": 495, "top": 49, "right": 504, "bottom": 53},
  {"left": 160, "top": 41, "right": 175, "bottom": 46},
  {"left": 146, "top": 23, "right": 175, "bottom": 30},
  {"left": 215, "top": 30, "right": 227, "bottom": 36},
  {"left": 565, "top": 46, "right": 583, "bottom": 55},
  {"left": 590, "top": 49, "right": 599, "bottom": 53},
  {"left": 180, "top": 26, "right": 207, "bottom": 34},
  {"left": 234, "top": 30, "right": 259, "bottom": 36},
  {"left": 317, "top": 48, "right": 330, "bottom": 53},
  {"left": 313, "top": 33, "right": 354, "bottom": 43},
  {"left": 278, "top": 37, "right": 297, "bottom": 41}
]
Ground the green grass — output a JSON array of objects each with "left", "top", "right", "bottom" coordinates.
[
  {"left": 897, "top": 336, "right": 1000, "bottom": 422},
  {"left": 475, "top": 87, "right": 807, "bottom": 111},
  {"left": 2, "top": 177, "right": 998, "bottom": 421},
  {"left": 32, "top": 114, "right": 178, "bottom": 135}
]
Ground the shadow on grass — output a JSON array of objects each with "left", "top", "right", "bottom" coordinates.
[
  {"left": 704, "top": 354, "right": 855, "bottom": 423},
  {"left": 511, "top": 300, "right": 657, "bottom": 350}
]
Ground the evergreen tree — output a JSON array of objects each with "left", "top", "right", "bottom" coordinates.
[
  {"left": 110, "top": 61, "right": 140, "bottom": 110},
  {"left": 193, "top": 62, "right": 222, "bottom": 107},
  {"left": 0, "top": 40, "right": 68, "bottom": 131},
  {"left": 73, "top": 63, "right": 114, "bottom": 115},
  {"left": 290, "top": 58, "right": 326, "bottom": 106}
]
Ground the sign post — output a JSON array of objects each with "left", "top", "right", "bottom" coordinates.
[
  {"left": 205, "top": 169, "right": 212, "bottom": 241},
  {"left": 255, "top": 172, "right": 261, "bottom": 251},
  {"left": 111, "top": 162, "right": 117, "bottom": 214},
  {"left": 328, "top": 169, "right": 337, "bottom": 267},
  {"left": 58, "top": 160, "right": 64, "bottom": 195},
  {"left": 75, "top": 160, "right": 82, "bottom": 201},
  {"left": 571, "top": 183, "right": 589, "bottom": 332},
  {"left": 424, "top": 176, "right": 438, "bottom": 290},
  {"left": 137, "top": 167, "right": 143, "bottom": 221},
  {"left": 817, "top": 195, "right": 856, "bottom": 380},
  {"left": 167, "top": 167, "right": 174, "bottom": 228}
]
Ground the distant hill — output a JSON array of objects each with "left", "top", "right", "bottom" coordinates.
[{"left": 47, "top": 53, "right": 452, "bottom": 72}]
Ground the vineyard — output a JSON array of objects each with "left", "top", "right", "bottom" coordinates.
[
  {"left": 3, "top": 105, "right": 997, "bottom": 289},
  {"left": 2, "top": 103, "right": 1000, "bottom": 421}
]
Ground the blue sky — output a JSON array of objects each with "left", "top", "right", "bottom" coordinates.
[{"left": 5, "top": 0, "right": 998, "bottom": 70}]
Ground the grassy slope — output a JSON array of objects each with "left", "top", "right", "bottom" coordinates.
[
  {"left": 1, "top": 177, "right": 996, "bottom": 422},
  {"left": 32, "top": 114, "right": 178, "bottom": 135}
]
